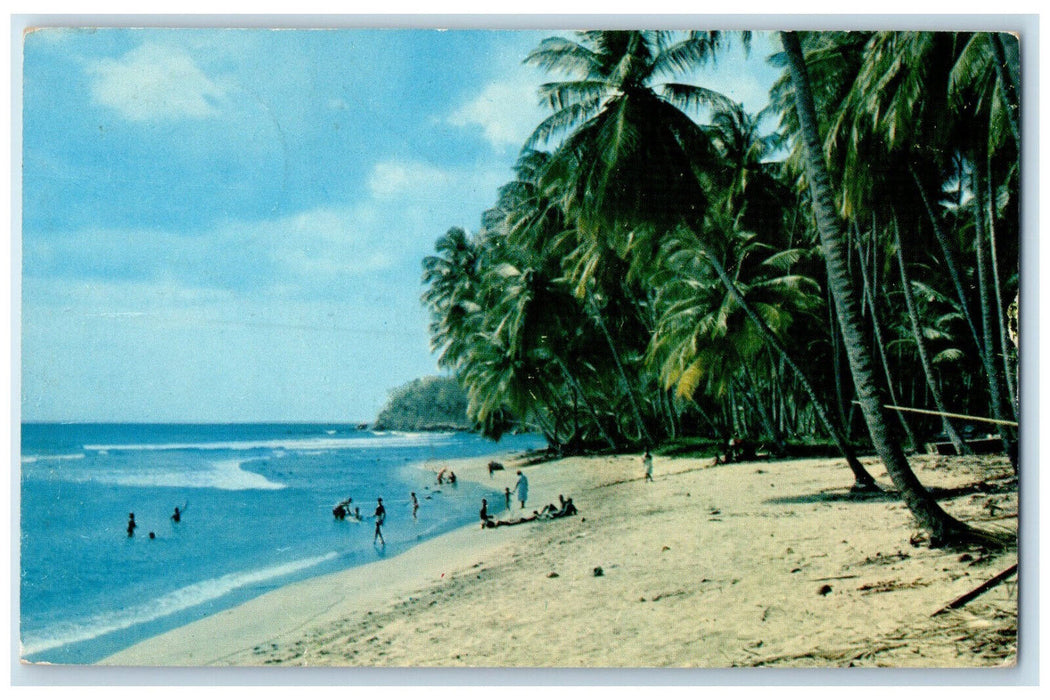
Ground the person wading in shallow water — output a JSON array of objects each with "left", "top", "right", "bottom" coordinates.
[
  {"left": 373, "top": 498, "right": 386, "bottom": 546},
  {"left": 126, "top": 513, "right": 137, "bottom": 538}
]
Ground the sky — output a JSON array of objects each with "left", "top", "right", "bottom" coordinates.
[{"left": 19, "top": 27, "right": 782, "bottom": 423}]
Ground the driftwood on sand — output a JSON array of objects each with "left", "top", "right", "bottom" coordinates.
[{"left": 931, "top": 563, "right": 1018, "bottom": 617}]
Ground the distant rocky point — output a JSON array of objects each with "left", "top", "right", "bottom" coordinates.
[{"left": 372, "top": 376, "right": 472, "bottom": 432}]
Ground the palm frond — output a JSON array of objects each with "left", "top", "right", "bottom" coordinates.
[
  {"left": 525, "top": 36, "right": 603, "bottom": 77},
  {"left": 660, "top": 83, "right": 736, "bottom": 116}
]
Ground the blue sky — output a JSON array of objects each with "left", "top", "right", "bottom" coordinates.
[{"left": 20, "top": 28, "right": 782, "bottom": 422}]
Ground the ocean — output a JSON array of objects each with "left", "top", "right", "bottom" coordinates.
[{"left": 19, "top": 423, "right": 544, "bottom": 664}]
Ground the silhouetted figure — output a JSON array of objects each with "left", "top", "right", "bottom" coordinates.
[
  {"left": 448, "top": 471, "right": 457, "bottom": 485},
  {"left": 411, "top": 492, "right": 419, "bottom": 520},
  {"left": 480, "top": 498, "right": 494, "bottom": 529},
  {"left": 374, "top": 498, "right": 386, "bottom": 546},
  {"left": 148, "top": 531, "right": 156, "bottom": 540},
  {"left": 127, "top": 513, "right": 137, "bottom": 538},
  {"left": 643, "top": 451, "right": 654, "bottom": 482},
  {"left": 724, "top": 438, "right": 757, "bottom": 463},
  {"left": 504, "top": 487, "right": 511, "bottom": 511},
  {"left": 333, "top": 504, "right": 347, "bottom": 520},
  {"left": 171, "top": 506, "right": 182, "bottom": 523}
]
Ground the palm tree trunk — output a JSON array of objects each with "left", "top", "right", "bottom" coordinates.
[
  {"left": 700, "top": 249, "right": 878, "bottom": 488},
  {"left": 828, "top": 284, "right": 850, "bottom": 433},
  {"left": 553, "top": 355, "right": 617, "bottom": 450},
  {"left": 971, "top": 156, "right": 1018, "bottom": 466},
  {"left": 781, "top": 31, "right": 992, "bottom": 543},
  {"left": 983, "top": 162, "right": 1019, "bottom": 422},
  {"left": 852, "top": 221, "right": 920, "bottom": 450},
  {"left": 909, "top": 165, "right": 985, "bottom": 355},
  {"left": 585, "top": 291, "right": 654, "bottom": 447},
  {"left": 892, "top": 219, "right": 971, "bottom": 455},
  {"left": 739, "top": 361, "right": 786, "bottom": 455},
  {"left": 689, "top": 398, "right": 722, "bottom": 439}
]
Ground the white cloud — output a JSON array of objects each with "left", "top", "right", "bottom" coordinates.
[
  {"left": 367, "top": 160, "right": 457, "bottom": 198},
  {"left": 87, "top": 42, "right": 228, "bottom": 121},
  {"left": 448, "top": 79, "right": 547, "bottom": 150}
]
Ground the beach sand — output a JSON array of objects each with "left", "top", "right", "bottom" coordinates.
[{"left": 101, "top": 451, "right": 1017, "bottom": 668}]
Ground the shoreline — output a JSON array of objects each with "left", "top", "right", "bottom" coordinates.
[
  {"left": 101, "top": 451, "right": 1017, "bottom": 668},
  {"left": 100, "top": 451, "right": 534, "bottom": 666}
]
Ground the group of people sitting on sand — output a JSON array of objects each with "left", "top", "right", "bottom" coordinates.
[
  {"left": 713, "top": 437, "right": 760, "bottom": 465},
  {"left": 479, "top": 493, "right": 578, "bottom": 529}
]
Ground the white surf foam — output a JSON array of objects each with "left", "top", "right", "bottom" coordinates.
[
  {"left": 56, "top": 459, "right": 285, "bottom": 491},
  {"left": 20, "top": 551, "right": 340, "bottom": 657},
  {"left": 83, "top": 432, "right": 455, "bottom": 453},
  {"left": 112, "top": 459, "right": 283, "bottom": 490},
  {"left": 20, "top": 453, "right": 85, "bottom": 464}
]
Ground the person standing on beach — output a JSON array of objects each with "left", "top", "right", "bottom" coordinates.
[
  {"left": 514, "top": 471, "right": 529, "bottom": 509},
  {"left": 643, "top": 451, "right": 654, "bottom": 482},
  {"left": 504, "top": 487, "right": 511, "bottom": 511},
  {"left": 126, "top": 513, "right": 137, "bottom": 537},
  {"left": 480, "top": 498, "right": 493, "bottom": 528},
  {"left": 373, "top": 498, "right": 386, "bottom": 546},
  {"left": 411, "top": 492, "right": 419, "bottom": 520}
]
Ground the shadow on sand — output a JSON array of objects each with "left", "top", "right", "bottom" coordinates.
[{"left": 765, "top": 477, "right": 1016, "bottom": 507}]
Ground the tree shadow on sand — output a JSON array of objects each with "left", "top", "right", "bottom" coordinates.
[{"left": 765, "top": 477, "right": 1017, "bottom": 506}]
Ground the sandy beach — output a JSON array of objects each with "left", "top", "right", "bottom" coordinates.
[{"left": 101, "top": 451, "right": 1018, "bottom": 668}]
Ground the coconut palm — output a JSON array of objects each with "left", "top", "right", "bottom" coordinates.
[
  {"left": 819, "top": 30, "right": 1018, "bottom": 455},
  {"left": 779, "top": 30, "right": 1002, "bottom": 546}
]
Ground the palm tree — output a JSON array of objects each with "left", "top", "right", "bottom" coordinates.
[
  {"left": 651, "top": 219, "right": 877, "bottom": 486},
  {"left": 521, "top": 31, "right": 881, "bottom": 484},
  {"left": 823, "top": 30, "right": 1019, "bottom": 458},
  {"left": 421, "top": 227, "right": 489, "bottom": 368},
  {"left": 779, "top": 31, "right": 1000, "bottom": 546}
]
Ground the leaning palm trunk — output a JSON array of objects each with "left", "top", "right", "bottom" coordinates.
[
  {"left": 893, "top": 220, "right": 971, "bottom": 455},
  {"left": 553, "top": 355, "right": 618, "bottom": 450},
  {"left": 910, "top": 166, "right": 985, "bottom": 355},
  {"left": 700, "top": 249, "right": 878, "bottom": 489},
  {"left": 781, "top": 31, "right": 998, "bottom": 544},
  {"left": 738, "top": 361, "right": 787, "bottom": 455},
  {"left": 983, "top": 162, "right": 1019, "bottom": 422},
  {"left": 585, "top": 292, "right": 654, "bottom": 447},
  {"left": 852, "top": 222, "right": 920, "bottom": 450},
  {"left": 972, "top": 158, "right": 1018, "bottom": 467}
]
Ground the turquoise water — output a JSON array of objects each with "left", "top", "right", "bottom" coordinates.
[{"left": 19, "top": 423, "right": 544, "bottom": 664}]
